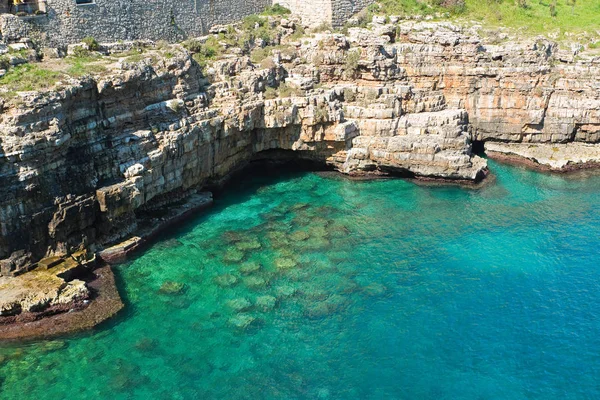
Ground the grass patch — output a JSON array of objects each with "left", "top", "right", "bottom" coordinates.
[
  {"left": 263, "top": 82, "right": 303, "bottom": 99},
  {"left": 371, "top": 0, "right": 600, "bottom": 37},
  {"left": 0, "top": 64, "right": 61, "bottom": 92},
  {"left": 65, "top": 55, "right": 108, "bottom": 77},
  {"left": 459, "top": 0, "right": 600, "bottom": 36}
]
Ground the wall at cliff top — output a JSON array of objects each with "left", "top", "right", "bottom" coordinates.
[
  {"left": 276, "top": 0, "right": 374, "bottom": 27},
  {"left": 1, "top": 18, "right": 600, "bottom": 275},
  {"left": 1, "top": 0, "right": 271, "bottom": 47}
]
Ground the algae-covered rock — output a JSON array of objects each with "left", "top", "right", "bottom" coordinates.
[
  {"left": 275, "top": 284, "right": 297, "bottom": 298},
  {"left": 214, "top": 274, "right": 239, "bottom": 288},
  {"left": 275, "top": 258, "right": 298, "bottom": 270},
  {"left": 267, "top": 231, "right": 291, "bottom": 249},
  {"left": 287, "top": 268, "right": 312, "bottom": 282},
  {"left": 221, "top": 231, "right": 245, "bottom": 243},
  {"left": 256, "top": 295, "right": 277, "bottom": 311},
  {"left": 159, "top": 281, "right": 187, "bottom": 295},
  {"left": 244, "top": 276, "right": 268, "bottom": 290},
  {"left": 134, "top": 337, "right": 158, "bottom": 352},
  {"left": 228, "top": 314, "right": 256, "bottom": 330},
  {"left": 362, "top": 282, "right": 387, "bottom": 296},
  {"left": 223, "top": 248, "right": 245, "bottom": 263},
  {"left": 304, "top": 294, "right": 348, "bottom": 319},
  {"left": 290, "top": 230, "right": 310, "bottom": 241},
  {"left": 40, "top": 340, "right": 67, "bottom": 353},
  {"left": 240, "top": 262, "right": 261, "bottom": 275},
  {"left": 226, "top": 298, "right": 252, "bottom": 312},
  {"left": 302, "top": 237, "right": 331, "bottom": 250},
  {"left": 290, "top": 203, "right": 309, "bottom": 211},
  {"left": 235, "top": 239, "right": 262, "bottom": 251},
  {"left": 308, "top": 225, "right": 329, "bottom": 238}
]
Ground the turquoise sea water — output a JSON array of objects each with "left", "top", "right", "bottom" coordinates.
[{"left": 1, "top": 160, "right": 600, "bottom": 399}]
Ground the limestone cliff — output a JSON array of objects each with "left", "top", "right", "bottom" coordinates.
[{"left": 1, "top": 17, "right": 599, "bottom": 278}]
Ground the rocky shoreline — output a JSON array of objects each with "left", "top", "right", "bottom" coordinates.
[
  {"left": 0, "top": 264, "right": 123, "bottom": 341},
  {"left": 485, "top": 142, "right": 600, "bottom": 173}
]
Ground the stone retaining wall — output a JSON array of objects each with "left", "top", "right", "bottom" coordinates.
[{"left": 5, "top": 0, "right": 271, "bottom": 47}]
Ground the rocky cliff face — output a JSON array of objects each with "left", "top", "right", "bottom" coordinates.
[{"left": 1, "top": 19, "right": 599, "bottom": 276}]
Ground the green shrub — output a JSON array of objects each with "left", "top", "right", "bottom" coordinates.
[
  {"left": 0, "top": 56, "right": 10, "bottom": 71},
  {"left": 278, "top": 83, "right": 301, "bottom": 98},
  {"left": 182, "top": 39, "right": 203, "bottom": 53},
  {"left": 260, "top": 57, "right": 276, "bottom": 69},
  {"left": 262, "top": 4, "right": 291, "bottom": 16},
  {"left": 191, "top": 36, "right": 224, "bottom": 68},
  {"left": 343, "top": 88, "right": 357, "bottom": 102},
  {"left": 72, "top": 46, "right": 91, "bottom": 58},
  {"left": 242, "top": 15, "right": 266, "bottom": 31},
  {"left": 250, "top": 46, "right": 273, "bottom": 64},
  {"left": 264, "top": 86, "right": 278, "bottom": 99},
  {"left": 82, "top": 36, "right": 100, "bottom": 51},
  {"left": 312, "top": 22, "right": 332, "bottom": 33},
  {"left": 289, "top": 26, "right": 306, "bottom": 41},
  {"left": 314, "top": 104, "right": 329, "bottom": 123},
  {"left": 344, "top": 50, "right": 361, "bottom": 78}
]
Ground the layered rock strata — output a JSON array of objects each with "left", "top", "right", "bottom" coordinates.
[{"left": 1, "top": 18, "right": 599, "bottom": 288}]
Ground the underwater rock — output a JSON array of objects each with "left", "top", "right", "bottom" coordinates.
[
  {"left": 239, "top": 262, "right": 261, "bottom": 275},
  {"left": 311, "top": 217, "right": 330, "bottom": 227},
  {"left": 155, "top": 239, "right": 183, "bottom": 250},
  {"left": 275, "top": 284, "right": 298, "bottom": 299},
  {"left": 302, "top": 237, "right": 331, "bottom": 250},
  {"left": 278, "top": 249, "right": 296, "bottom": 259},
  {"left": 290, "top": 231, "right": 310, "bottom": 241},
  {"left": 226, "top": 298, "right": 253, "bottom": 313},
  {"left": 166, "top": 297, "right": 193, "bottom": 309},
  {"left": 292, "top": 215, "right": 313, "bottom": 226},
  {"left": 158, "top": 281, "right": 187, "bottom": 295},
  {"left": 267, "top": 231, "right": 287, "bottom": 242},
  {"left": 290, "top": 203, "right": 309, "bottom": 211},
  {"left": 287, "top": 268, "right": 312, "bottom": 282},
  {"left": 267, "top": 231, "right": 291, "bottom": 249},
  {"left": 228, "top": 314, "right": 256, "bottom": 330},
  {"left": 134, "top": 337, "right": 158, "bottom": 352},
  {"left": 244, "top": 276, "right": 268, "bottom": 290},
  {"left": 329, "top": 224, "right": 350, "bottom": 238},
  {"left": 223, "top": 248, "right": 245, "bottom": 263},
  {"left": 256, "top": 295, "right": 277, "bottom": 311},
  {"left": 221, "top": 231, "right": 245, "bottom": 243},
  {"left": 40, "top": 340, "right": 67, "bottom": 353},
  {"left": 308, "top": 225, "right": 329, "bottom": 238},
  {"left": 305, "top": 295, "right": 348, "bottom": 319},
  {"left": 362, "top": 282, "right": 388, "bottom": 296},
  {"left": 275, "top": 258, "right": 298, "bottom": 270},
  {"left": 235, "top": 239, "right": 262, "bottom": 251},
  {"left": 305, "top": 303, "right": 332, "bottom": 319},
  {"left": 214, "top": 274, "right": 239, "bottom": 288}
]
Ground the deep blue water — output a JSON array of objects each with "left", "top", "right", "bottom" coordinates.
[{"left": 1, "top": 160, "right": 599, "bottom": 399}]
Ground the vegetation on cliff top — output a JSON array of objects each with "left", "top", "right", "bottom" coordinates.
[{"left": 369, "top": 0, "right": 600, "bottom": 37}]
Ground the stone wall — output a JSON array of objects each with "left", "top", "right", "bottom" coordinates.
[
  {"left": 330, "top": 0, "right": 373, "bottom": 27},
  {"left": 12, "top": 0, "right": 271, "bottom": 47},
  {"left": 1, "top": 0, "right": 375, "bottom": 47},
  {"left": 274, "top": 0, "right": 333, "bottom": 27},
  {"left": 274, "top": 0, "right": 373, "bottom": 27}
]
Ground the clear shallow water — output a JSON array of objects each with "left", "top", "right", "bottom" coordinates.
[{"left": 1, "top": 161, "right": 600, "bottom": 399}]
